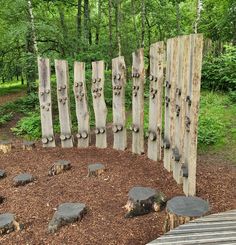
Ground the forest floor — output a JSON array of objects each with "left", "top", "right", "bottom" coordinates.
[{"left": 0, "top": 88, "right": 236, "bottom": 244}]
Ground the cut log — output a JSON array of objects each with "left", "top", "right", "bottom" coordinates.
[
  {"left": 87, "top": 163, "right": 105, "bottom": 177},
  {"left": 163, "top": 196, "right": 209, "bottom": 233},
  {"left": 125, "top": 186, "right": 166, "bottom": 218},
  {"left": 0, "top": 213, "right": 22, "bottom": 235},
  {"left": 48, "top": 203, "right": 86, "bottom": 233},
  {"left": 48, "top": 160, "right": 71, "bottom": 176},
  {"left": 22, "top": 141, "right": 36, "bottom": 151},
  {"left": 0, "top": 140, "right": 12, "bottom": 154}
]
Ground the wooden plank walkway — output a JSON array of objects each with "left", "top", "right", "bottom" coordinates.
[{"left": 147, "top": 210, "right": 236, "bottom": 245}]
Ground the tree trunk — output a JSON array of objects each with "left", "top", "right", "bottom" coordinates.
[
  {"left": 131, "top": 0, "right": 139, "bottom": 48},
  {"left": 194, "top": 0, "right": 202, "bottom": 34},
  {"left": 84, "top": 0, "right": 92, "bottom": 45},
  {"left": 141, "top": 0, "right": 145, "bottom": 48},
  {"left": 77, "top": 0, "right": 82, "bottom": 49},
  {"left": 108, "top": 0, "right": 113, "bottom": 59},
  {"left": 95, "top": 0, "right": 102, "bottom": 45},
  {"left": 25, "top": 0, "right": 37, "bottom": 94},
  {"left": 176, "top": 0, "right": 181, "bottom": 36},
  {"left": 115, "top": 0, "right": 121, "bottom": 56}
]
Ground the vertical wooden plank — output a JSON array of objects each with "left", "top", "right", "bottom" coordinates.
[
  {"left": 173, "top": 35, "right": 191, "bottom": 184},
  {"left": 55, "top": 59, "right": 73, "bottom": 148},
  {"left": 183, "top": 34, "right": 203, "bottom": 196},
  {"left": 38, "top": 57, "right": 55, "bottom": 147},
  {"left": 74, "top": 61, "right": 90, "bottom": 148},
  {"left": 147, "top": 41, "right": 165, "bottom": 161},
  {"left": 92, "top": 60, "right": 107, "bottom": 148},
  {"left": 164, "top": 38, "right": 178, "bottom": 171},
  {"left": 131, "top": 48, "right": 145, "bottom": 155},
  {"left": 112, "top": 56, "right": 127, "bottom": 150}
]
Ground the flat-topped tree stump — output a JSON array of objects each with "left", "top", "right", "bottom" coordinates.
[
  {"left": 0, "top": 140, "right": 12, "bottom": 154},
  {"left": 13, "top": 173, "right": 34, "bottom": 187},
  {"left": 125, "top": 187, "right": 166, "bottom": 218},
  {"left": 88, "top": 163, "right": 105, "bottom": 177},
  {"left": 22, "top": 141, "right": 36, "bottom": 151},
  {"left": 164, "top": 196, "right": 209, "bottom": 233},
  {"left": 48, "top": 160, "right": 71, "bottom": 176},
  {"left": 0, "top": 170, "right": 6, "bottom": 179},
  {"left": 48, "top": 203, "right": 86, "bottom": 233},
  {"left": 0, "top": 213, "right": 22, "bottom": 235}
]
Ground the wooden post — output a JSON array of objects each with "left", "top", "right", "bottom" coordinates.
[
  {"left": 182, "top": 34, "right": 203, "bottom": 196},
  {"left": 131, "top": 49, "right": 145, "bottom": 155},
  {"left": 38, "top": 57, "right": 55, "bottom": 147},
  {"left": 112, "top": 56, "right": 127, "bottom": 150},
  {"left": 55, "top": 60, "right": 73, "bottom": 148},
  {"left": 171, "top": 36, "right": 191, "bottom": 184},
  {"left": 74, "top": 61, "right": 90, "bottom": 148},
  {"left": 92, "top": 60, "right": 107, "bottom": 148},
  {"left": 164, "top": 38, "right": 178, "bottom": 171},
  {"left": 147, "top": 42, "right": 165, "bottom": 161}
]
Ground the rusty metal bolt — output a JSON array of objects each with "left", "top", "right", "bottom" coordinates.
[
  {"left": 40, "top": 91, "right": 44, "bottom": 96},
  {"left": 81, "top": 131, "right": 88, "bottom": 139},
  {"left": 75, "top": 82, "right": 79, "bottom": 87},
  {"left": 76, "top": 133, "right": 82, "bottom": 139},
  {"left": 117, "top": 125, "right": 123, "bottom": 131},
  {"left": 62, "top": 84, "right": 66, "bottom": 89},
  {"left": 113, "top": 75, "right": 116, "bottom": 80},
  {"left": 134, "top": 91, "right": 137, "bottom": 97},
  {"left": 149, "top": 75, "right": 154, "bottom": 81},
  {"left": 46, "top": 89, "right": 50, "bottom": 94},
  {"left": 60, "top": 135, "right": 66, "bottom": 141},
  {"left": 42, "top": 138, "right": 48, "bottom": 144},
  {"left": 117, "top": 74, "right": 121, "bottom": 80},
  {"left": 48, "top": 136, "right": 53, "bottom": 142},
  {"left": 112, "top": 125, "right": 118, "bottom": 133},
  {"left": 95, "top": 128, "right": 100, "bottom": 134},
  {"left": 79, "top": 82, "right": 83, "bottom": 87},
  {"left": 100, "top": 127, "right": 106, "bottom": 134},
  {"left": 135, "top": 73, "right": 140, "bottom": 78}
]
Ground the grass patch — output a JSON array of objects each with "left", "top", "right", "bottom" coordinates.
[{"left": 0, "top": 80, "right": 26, "bottom": 96}]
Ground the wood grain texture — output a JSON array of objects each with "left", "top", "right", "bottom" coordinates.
[
  {"left": 38, "top": 57, "right": 55, "bottom": 148},
  {"left": 148, "top": 42, "right": 165, "bottom": 161},
  {"left": 183, "top": 34, "right": 203, "bottom": 196},
  {"left": 112, "top": 56, "right": 127, "bottom": 150},
  {"left": 74, "top": 61, "right": 90, "bottom": 148},
  {"left": 132, "top": 48, "right": 145, "bottom": 155},
  {"left": 55, "top": 59, "right": 73, "bottom": 148},
  {"left": 92, "top": 60, "right": 107, "bottom": 148}
]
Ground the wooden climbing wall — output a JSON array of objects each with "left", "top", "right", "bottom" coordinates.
[
  {"left": 55, "top": 60, "right": 73, "bottom": 148},
  {"left": 74, "top": 61, "right": 90, "bottom": 148},
  {"left": 182, "top": 34, "right": 203, "bottom": 196},
  {"left": 131, "top": 49, "right": 145, "bottom": 155},
  {"left": 112, "top": 56, "right": 127, "bottom": 151},
  {"left": 164, "top": 34, "right": 203, "bottom": 196},
  {"left": 92, "top": 60, "right": 107, "bottom": 148},
  {"left": 147, "top": 42, "right": 165, "bottom": 161},
  {"left": 38, "top": 57, "right": 55, "bottom": 147}
]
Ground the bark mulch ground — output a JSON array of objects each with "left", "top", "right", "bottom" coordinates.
[{"left": 0, "top": 139, "right": 235, "bottom": 245}]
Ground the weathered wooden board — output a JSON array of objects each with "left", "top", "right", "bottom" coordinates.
[
  {"left": 92, "top": 60, "right": 107, "bottom": 148},
  {"left": 148, "top": 42, "right": 165, "bottom": 161},
  {"left": 172, "top": 36, "right": 190, "bottom": 184},
  {"left": 147, "top": 209, "right": 236, "bottom": 245},
  {"left": 55, "top": 59, "right": 73, "bottom": 148},
  {"left": 112, "top": 56, "right": 127, "bottom": 150},
  {"left": 38, "top": 57, "right": 55, "bottom": 147},
  {"left": 164, "top": 38, "right": 177, "bottom": 171},
  {"left": 74, "top": 61, "right": 90, "bottom": 148},
  {"left": 131, "top": 49, "right": 145, "bottom": 155},
  {"left": 182, "top": 34, "right": 203, "bottom": 196}
]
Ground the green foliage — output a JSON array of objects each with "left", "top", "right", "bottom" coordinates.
[
  {"left": 0, "top": 81, "right": 26, "bottom": 96},
  {"left": 202, "top": 45, "right": 236, "bottom": 91},
  {"left": 12, "top": 112, "right": 41, "bottom": 139},
  {"left": 0, "top": 112, "right": 13, "bottom": 126}
]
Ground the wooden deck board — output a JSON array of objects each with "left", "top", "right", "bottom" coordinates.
[{"left": 147, "top": 210, "right": 236, "bottom": 245}]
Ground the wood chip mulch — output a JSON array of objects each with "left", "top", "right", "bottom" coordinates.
[{"left": 0, "top": 138, "right": 235, "bottom": 245}]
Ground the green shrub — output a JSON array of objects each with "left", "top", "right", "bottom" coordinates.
[
  {"left": 202, "top": 45, "right": 236, "bottom": 91},
  {"left": 0, "top": 112, "right": 13, "bottom": 126},
  {"left": 11, "top": 112, "right": 41, "bottom": 139}
]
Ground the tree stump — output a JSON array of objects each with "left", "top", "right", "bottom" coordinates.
[
  {"left": 87, "top": 163, "right": 105, "bottom": 177},
  {"left": 0, "top": 170, "right": 6, "bottom": 179},
  {"left": 163, "top": 196, "right": 209, "bottom": 233},
  {"left": 48, "top": 203, "right": 86, "bottom": 233},
  {"left": 48, "top": 160, "right": 71, "bottom": 176},
  {"left": 22, "top": 141, "right": 36, "bottom": 151},
  {"left": 13, "top": 173, "right": 34, "bottom": 187},
  {"left": 0, "top": 140, "right": 12, "bottom": 154},
  {"left": 0, "top": 213, "right": 22, "bottom": 235},
  {"left": 125, "top": 187, "right": 166, "bottom": 218}
]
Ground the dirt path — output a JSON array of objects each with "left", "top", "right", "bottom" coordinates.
[{"left": 0, "top": 91, "right": 26, "bottom": 106}]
